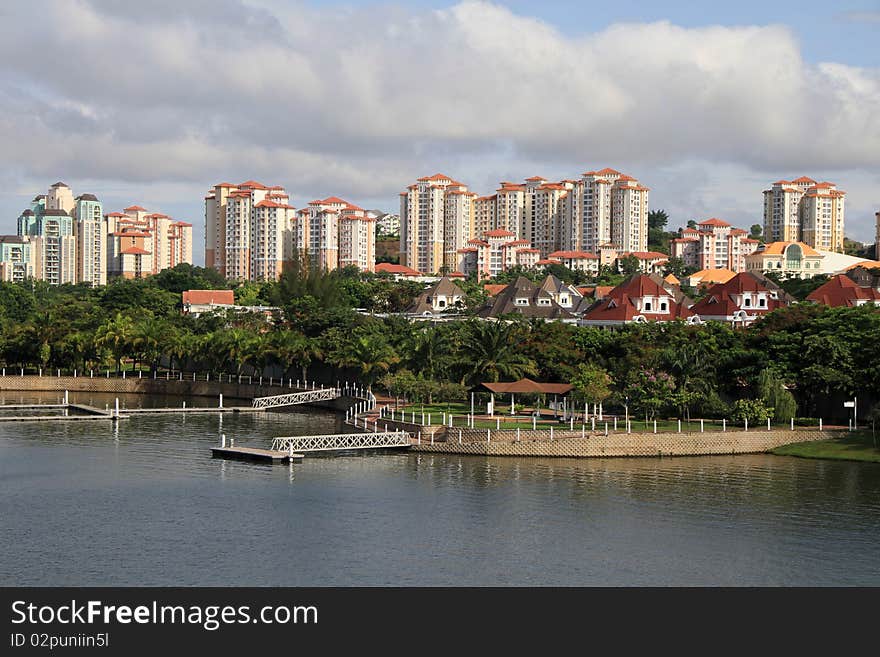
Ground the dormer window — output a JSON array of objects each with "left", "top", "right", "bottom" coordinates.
[
  {"left": 643, "top": 301, "right": 652, "bottom": 311},
  {"left": 515, "top": 298, "right": 529, "bottom": 306},
  {"left": 758, "top": 297, "right": 766, "bottom": 307},
  {"left": 743, "top": 296, "right": 751, "bottom": 307},
  {"left": 659, "top": 301, "right": 668, "bottom": 312},
  {"left": 538, "top": 298, "right": 551, "bottom": 306}
]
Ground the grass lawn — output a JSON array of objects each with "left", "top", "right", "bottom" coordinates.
[{"left": 772, "top": 431, "right": 880, "bottom": 463}]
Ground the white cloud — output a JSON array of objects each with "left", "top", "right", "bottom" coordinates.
[{"left": 0, "top": 0, "right": 878, "bottom": 250}]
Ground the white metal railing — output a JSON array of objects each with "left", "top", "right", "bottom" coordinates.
[
  {"left": 253, "top": 388, "right": 340, "bottom": 409},
  {"left": 271, "top": 431, "right": 411, "bottom": 453}
]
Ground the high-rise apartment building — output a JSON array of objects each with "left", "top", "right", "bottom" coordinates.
[
  {"left": 17, "top": 183, "right": 77, "bottom": 285},
  {"left": 0, "top": 236, "right": 36, "bottom": 282},
  {"left": 763, "top": 177, "right": 845, "bottom": 252},
  {"left": 105, "top": 206, "right": 193, "bottom": 279},
  {"left": 399, "top": 174, "right": 474, "bottom": 274},
  {"left": 74, "top": 193, "right": 106, "bottom": 286},
  {"left": 875, "top": 211, "right": 880, "bottom": 260},
  {"left": 204, "top": 181, "right": 293, "bottom": 281},
  {"left": 670, "top": 218, "right": 759, "bottom": 272},
  {"left": 558, "top": 168, "right": 649, "bottom": 256},
  {"left": 296, "top": 197, "right": 376, "bottom": 273}
]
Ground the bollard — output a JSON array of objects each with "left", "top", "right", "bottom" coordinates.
[
  {"left": 581, "top": 425, "right": 585, "bottom": 439},
  {"left": 700, "top": 419, "right": 704, "bottom": 433},
  {"left": 122, "top": 370, "right": 126, "bottom": 379},
  {"left": 221, "top": 434, "right": 226, "bottom": 448},
  {"left": 678, "top": 419, "right": 681, "bottom": 433},
  {"left": 604, "top": 423, "right": 608, "bottom": 437},
  {"left": 73, "top": 369, "right": 76, "bottom": 378},
  {"left": 458, "top": 429, "right": 462, "bottom": 444},
  {"left": 487, "top": 429, "right": 491, "bottom": 443},
  {"left": 139, "top": 370, "right": 142, "bottom": 379},
  {"left": 219, "top": 394, "right": 223, "bottom": 408},
  {"left": 496, "top": 418, "right": 500, "bottom": 430},
  {"left": 723, "top": 419, "right": 726, "bottom": 432},
  {"left": 430, "top": 433, "right": 434, "bottom": 445},
  {"left": 819, "top": 418, "right": 823, "bottom": 431},
  {"left": 550, "top": 426, "right": 554, "bottom": 441},
  {"left": 570, "top": 417, "right": 574, "bottom": 431},
  {"left": 532, "top": 416, "right": 537, "bottom": 430},
  {"left": 767, "top": 417, "right": 771, "bottom": 431},
  {"left": 115, "top": 398, "right": 120, "bottom": 418},
  {"left": 744, "top": 418, "right": 748, "bottom": 431},
  {"left": 428, "top": 413, "right": 431, "bottom": 426},
  {"left": 517, "top": 427, "right": 521, "bottom": 442},
  {"left": 791, "top": 417, "right": 794, "bottom": 430},
  {"left": 591, "top": 417, "right": 595, "bottom": 431},
  {"left": 417, "top": 431, "right": 421, "bottom": 445},
  {"left": 183, "top": 401, "right": 186, "bottom": 409},
  {"left": 614, "top": 417, "right": 617, "bottom": 431}
]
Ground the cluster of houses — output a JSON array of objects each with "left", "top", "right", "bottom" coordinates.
[{"left": 402, "top": 262, "right": 880, "bottom": 327}]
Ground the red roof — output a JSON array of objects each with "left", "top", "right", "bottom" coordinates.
[
  {"left": 548, "top": 250, "right": 598, "bottom": 259},
  {"left": 375, "top": 263, "right": 423, "bottom": 277},
  {"left": 698, "top": 218, "right": 731, "bottom": 227},
  {"left": 792, "top": 176, "right": 816, "bottom": 184},
  {"left": 322, "top": 196, "right": 347, "bottom": 204},
  {"left": 182, "top": 290, "right": 235, "bottom": 306},
  {"left": 124, "top": 205, "right": 147, "bottom": 212},
  {"left": 690, "top": 273, "right": 787, "bottom": 318},
  {"left": 806, "top": 275, "right": 880, "bottom": 307},
  {"left": 484, "top": 284, "right": 507, "bottom": 296},
  {"left": 594, "top": 167, "right": 622, "bottom": 176},
  {"left": 239, "top": 180, "right": 268, "bottom": 189},
  {"left": 417, "top": 173, "right": 452, "bottom": 182},
  {"left": 582, "top": 275, "right": 693, "bottom": 324},
  {"left": 120, "top": 246, "right": 151, "bottom": 255},
  {"left": 484, "top": 229, "right": 516, "bottom": 237},
  {"left": 525, "top": 176, "right": 546, "bottom": 181}
]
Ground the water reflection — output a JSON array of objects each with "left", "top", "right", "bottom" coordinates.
[{"left": 0, "top": 403, "right": 879, "bottom": 586}]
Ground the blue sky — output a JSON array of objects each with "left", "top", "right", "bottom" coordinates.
[{"left": 1, "top": 0, "right": 878, "bottom": 263}]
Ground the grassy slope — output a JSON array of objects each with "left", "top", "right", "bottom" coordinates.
[{"left": 773, "top": 431, "right": 880, "bottom": 463}]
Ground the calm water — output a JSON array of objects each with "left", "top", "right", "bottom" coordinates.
[{"left": 1, "top": 394, "right": 879, "bottom": 586}]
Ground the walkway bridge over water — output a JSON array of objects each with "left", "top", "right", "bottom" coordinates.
[
  {"left": 253, "top": 388, "right": 341, "bottom": 410},
  {"left": 271, "top": 431, "right": 411, "bottom": 453}
]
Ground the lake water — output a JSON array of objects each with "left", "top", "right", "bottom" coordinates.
[{"left": 1, "top": 395, "right": 879, "bottom": 586}]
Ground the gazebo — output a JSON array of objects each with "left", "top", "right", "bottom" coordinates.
[{"left": 472, "top": 378, "right": 573, "bottom": 416}]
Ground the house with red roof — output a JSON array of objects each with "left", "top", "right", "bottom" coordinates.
[
  {"left": 806, "top": 274, "right": 880, "bottom": 308},
  {"left": 689, "top": 272, "right": 793, "bottom": 325},
  {"left": 580, "top": 274, "right": 695, "bottom": 327}
]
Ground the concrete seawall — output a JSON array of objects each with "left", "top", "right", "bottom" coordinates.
[
  {"left": 408, "top": 428, "right": 842, "bottom": 458},
  {"left": 0, "top": 375, "right": 360, "bottom": 412}
]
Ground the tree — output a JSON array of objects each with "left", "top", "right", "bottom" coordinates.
[
  {"left": 326, "top": 328, "right": 400, "bottom": 390},
  {"left": 623, "top": 368, "right": 676, "bottom": 420},
  {"left": 618, "top": 255, "right": 641, "bottom": 277},
  {"left": 457, "top": 321, "right": 537, "bottom": 385},
  {"left": 648, "top": 209, "right": 669, "bottom": 230},
  {"left": 757, "top": 368, "right": 797, "bottom": 422},
  {"left": 94, "top": 312, "right": 137, "bottom": 373},
  {"left": 570, "top": 364, "right": 612, "bottom": 413},
  {"left": 730, "top": 399, "right": 773, "bottom": 425},
  {"left": 749, "top": 224, "right": 763, "bottom": 240}
]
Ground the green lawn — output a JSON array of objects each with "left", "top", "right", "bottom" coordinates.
[
  {"left": 383, "top": 405, "right": 815, "bottom": 434},
  {"left": 772, "top": 431, "right": 880, "bottom": 463}
]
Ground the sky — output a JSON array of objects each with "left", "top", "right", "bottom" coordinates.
[{"left": 1, "top": 0, "right": 878, "bottom": 265}]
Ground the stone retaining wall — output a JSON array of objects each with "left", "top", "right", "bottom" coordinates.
[
  {"left": 0, "top": 375, "right": 361, "bottom": 412},
  {"left": 410, "top": 428, "right": 843, "bottom": 458}
]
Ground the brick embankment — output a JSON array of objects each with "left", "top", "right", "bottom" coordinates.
[
  {"left": 0, "top": 376, "right": 361, "bottom": 412},
  {"left": 409, "top": 428, "right": 845, "bottom": 458}
]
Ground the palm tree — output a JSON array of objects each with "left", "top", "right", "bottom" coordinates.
[
  {"left": 327, "top": 331, "right": 399, "bottom": 390},
  {"left": 458, "top": 321, "right": 538, "bottom": 385},
  {"left": 132, "top": 317, "right": 168, "bottom": 375},
  {"left": 94, "top": 312, "right": 136, "bottom": 373},
  {"left": 405, "top": 327, "right": 450, "bottom": 381},
  {"left": 271, "top": 331, "right": 321, "bottom": 383}
]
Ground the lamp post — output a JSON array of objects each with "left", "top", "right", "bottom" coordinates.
[{"left": 624, "top": 395, "right": 629, "bottom": 428}]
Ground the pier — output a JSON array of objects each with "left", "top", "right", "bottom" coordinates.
[{"left": 211, "top": 446, "right": 303, "bottom": 463}]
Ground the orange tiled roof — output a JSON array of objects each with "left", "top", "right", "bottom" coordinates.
[{"left": 182, "top": 290, "right": 235, "bottom": 306}]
